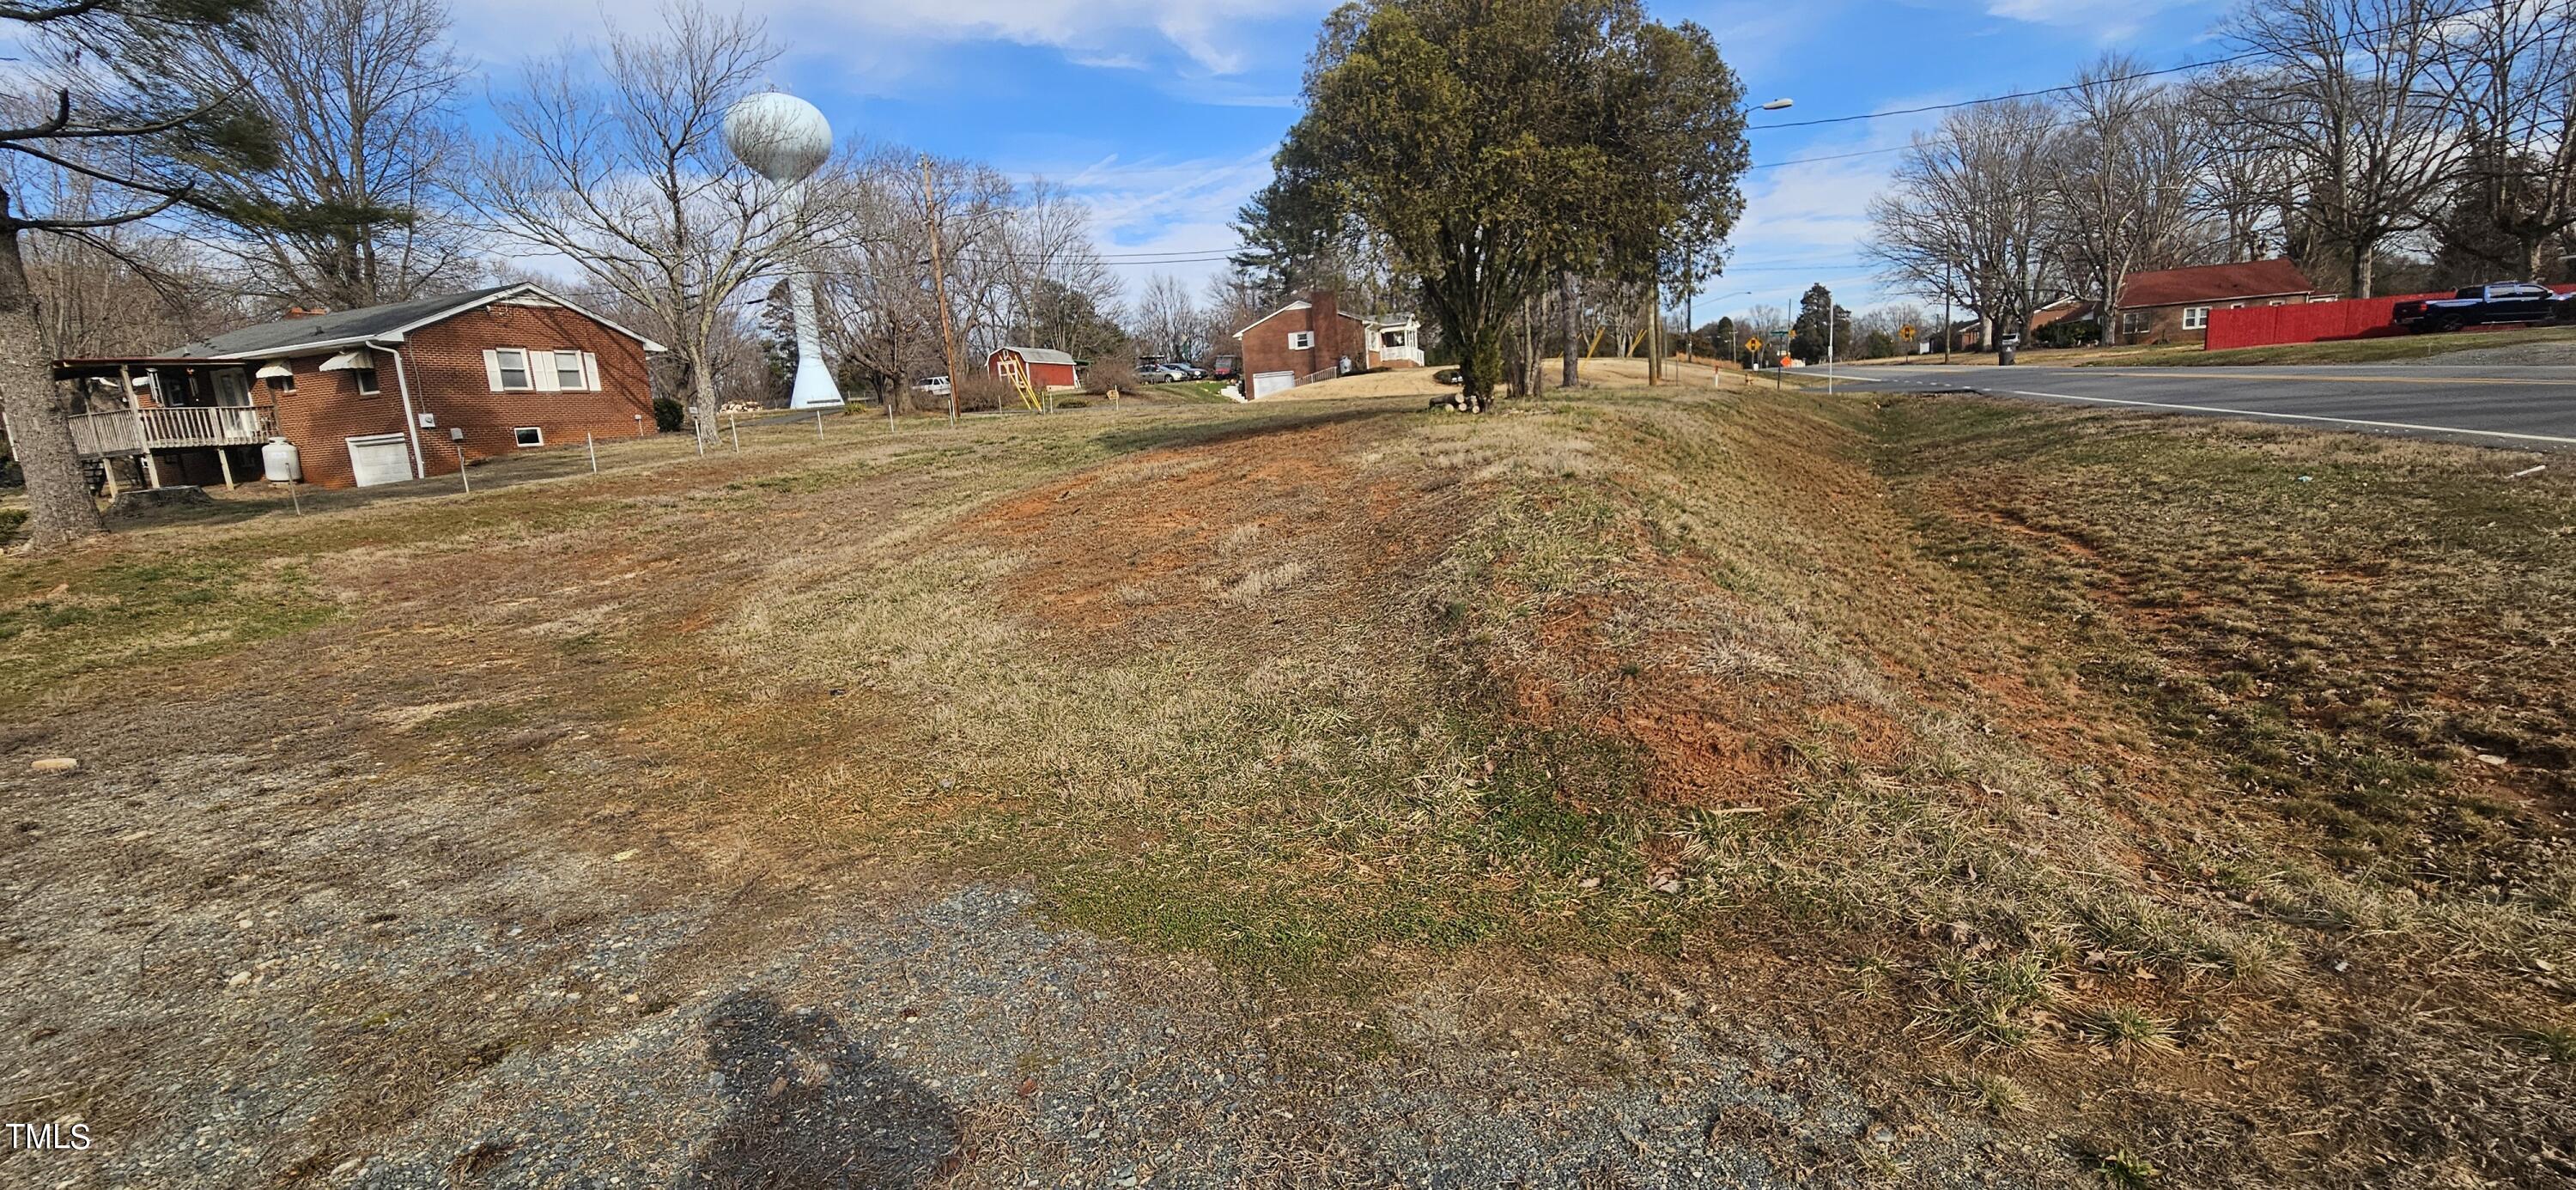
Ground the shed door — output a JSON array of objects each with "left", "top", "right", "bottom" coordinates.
[
  {"left": 1250, "top": 371, "right": 1295, "bottom": 398},
  {"left": 345, "top": 433, "right": 414, "bottom": 487}
]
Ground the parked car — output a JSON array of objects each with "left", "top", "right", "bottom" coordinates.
[
  {"left": 2393, "top": 282, "right": 2576, "bottom": 332},
  {"left": 1137, "top": 362, "right": 1190, "bottom": 383},
  {"left": 1211, "top": 355, "right": 1238, "bottom": 380},
  {"left": 914, "top": 374, "right": 951, "bottom": 397}
]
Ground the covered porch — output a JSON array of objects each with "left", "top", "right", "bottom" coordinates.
[{"left": 35, "top": 357, "right": 281, "bottom": 491}]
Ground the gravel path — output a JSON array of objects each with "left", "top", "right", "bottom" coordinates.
[{"left": 3, "top": 701, "right": 2070, "bottom": 1187}]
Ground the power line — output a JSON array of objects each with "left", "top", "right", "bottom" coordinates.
[{"left": 1747, "top": 10, "right": 2432, "bottom": 131}]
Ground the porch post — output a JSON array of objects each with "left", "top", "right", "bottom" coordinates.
[
  {"left": 216, "top": 446, "right": 234, "bottom": 490},
  {"left": 123, "top": 366, "right": 161, "bottom": 489}
]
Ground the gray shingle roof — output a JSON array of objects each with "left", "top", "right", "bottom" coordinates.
[
  {"left": 176, "top": 286, "right": 519, "bottom": 357},
  {"left": 995, "top": 345, "right": 1078, "bottom": 366}
]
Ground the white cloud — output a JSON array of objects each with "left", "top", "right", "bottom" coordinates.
[
  {"left": 451, "top": 0, "right": 1328, "bottom": 82},
  {"left": 1019, "top": 149, "right": 1278, "bottom": 301}
]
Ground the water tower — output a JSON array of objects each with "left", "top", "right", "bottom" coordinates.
[{"left": 724, "top": 90, "right": 843, "bottom": 410}]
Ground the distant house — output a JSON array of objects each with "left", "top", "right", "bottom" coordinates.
[
  {"left": 2113, "top": 259, "right": 2328, "bottom": 344},
  {"left": 1234, "top": 290, "right": 1424, "bottom": 399},
  {"left": 33, "top": 283, "right": 663, "bottom": 489},
  {"left": 987, "top": 346, "right": 1081, "bottom": 393}
]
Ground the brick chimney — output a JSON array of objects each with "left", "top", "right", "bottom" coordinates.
[
  {"left": 284, "top": 305, "right": 328, "bottom": 319},
  {"left": 1306, "top": 289, "right": 1340, "bottom": 372}
]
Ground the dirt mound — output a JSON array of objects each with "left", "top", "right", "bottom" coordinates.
[{"left": 960, "top": 410, "right": 1473, "bottom": 651}]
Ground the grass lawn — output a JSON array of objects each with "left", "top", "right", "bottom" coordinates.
[{"left": 4, "top": 379, "right": 2569, "bottom": 1184}]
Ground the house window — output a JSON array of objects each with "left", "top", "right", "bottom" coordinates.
[
  {"left": 2181, "top": 307, "right": 2209, "bottom": 330},
  {"left": 554, "top": 350, "right": 586, "bottom": 391},
  {"left": 495, "top": 348, "right": 532, "bottom": 391},
  {"left": 1381, "top": 330, "right": 1406, "bottom": 348},
  {"left": 1286, "top": 331, "right": 1314, "bottom": 350},
  {"left": 354, "top": 365, "right": 380, "bottom": 395},
  {"left": 270, "top": 373, "right": 295, "bottom": 394},
  {"left": 2269, "top": 300, "right": 2287, "bottom": 307},
  {"left": 513, "top": 426, "right": 544, "bottom": 447}
]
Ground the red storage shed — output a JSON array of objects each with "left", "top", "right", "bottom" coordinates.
[{"left": 987, "top": 346, "right": 1081, "bottom": 392}]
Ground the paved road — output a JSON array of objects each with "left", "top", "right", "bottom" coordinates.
[{"left": 1829, "top": 363, "right": 2576, "bottom": 450}]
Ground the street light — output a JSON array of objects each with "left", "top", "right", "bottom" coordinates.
[{"left": 1759, "top": 98, "right": 1795, "bottom": 111}]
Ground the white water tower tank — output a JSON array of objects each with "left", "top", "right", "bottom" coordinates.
[
  {"left": 722, "top": 91, "right": 831, "bottom": 185},
  {"left": 262, "top": 437, "right": 301, "bottom": 483}
]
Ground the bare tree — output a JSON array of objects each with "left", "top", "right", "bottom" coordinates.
[
  {"left": 1865, "top": 99, "right": 2062, "bottom": 348},
  {"left": 473, "top": 3, "right": 840, "bottom": 444},
  {"left": 2221, "top": 0, "right": 2471, "bottom": 296},
  {"left": 2427, "top": 0, "right": 2576, "bottom": 279},
  {"left": 1132, "top": 273, "right": 1200, "bottom": 361},
  {"left": 2050, "top": 54, "right": 2212, "bottom": 337},
  {"left": 152, "top": 0, "right": 471, "bottom": 309}
]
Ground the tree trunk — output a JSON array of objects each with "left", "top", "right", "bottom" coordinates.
[
  {"left": 1559, "top": 270, "right": 1579, "bottom": 388},
  {"left": 0, "top": 222, "right": 104, "bottom": 550},
  {"left": 1452, "top": 319, "right": 1504, "bottom": 413},
  {"left": 2351, "top": 247, "right": 2375, "bottom": 301},
  {"left": 687, "top": 339, "right": 722, "bottom": 447}
]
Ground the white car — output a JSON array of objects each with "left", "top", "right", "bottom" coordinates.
[{"left": 914, "top": 375, "right": 951, "bottom": 397}]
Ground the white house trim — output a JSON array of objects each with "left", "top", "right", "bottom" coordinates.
[{"left": 1233, "top": 301, "right": 1315, "bottom": 338}]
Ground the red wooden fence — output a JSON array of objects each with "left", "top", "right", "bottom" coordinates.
[{"left": 2206, "top": 283, "right": 2576, "bottom": 351}]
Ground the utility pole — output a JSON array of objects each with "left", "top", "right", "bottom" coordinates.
[
  {"left": 1941, "top": 263, "right": 1953, "bottom": 366},
  {"left": 1560, "top": 271, "right": 1580, "bottom": 388},
  {"left": 921, "top": 154, "right": 963, "bottom": 427},
  {"left": 1682, "top": 263, "right": 1694, "bottom": 366},
  {"left": 1643, "top": 282, "right": 1662, "bottom": 386}
]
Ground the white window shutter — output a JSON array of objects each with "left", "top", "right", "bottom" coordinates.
[
  {"left": 582, "top": 352, "right": 600, "bottom": 392},
  {"left": 532, "top": 348, "right": 558, "bottom": 392},
  {"left": 483, "top": 349, "right": 504, "bottom": 392}
]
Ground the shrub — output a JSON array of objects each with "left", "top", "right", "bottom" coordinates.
[
  {"left": 1084, "top": 361, "right": 1142, "bottom": 395},
  {"left": 952, "top": 373, "right": 1019, "bottom": 412},
  {"left": 650, "top": 396, "right": 685, "bottom": 432}
]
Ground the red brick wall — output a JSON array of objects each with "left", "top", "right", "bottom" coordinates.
[
  {"left": 1238, "top": 291, "right": 1367, "bottom": 382},
  {"left": 263, "top": 348, "right": 412, "bottom": 489},
  {"left": 262, "top": 299, "right": 656, "bottom": 488}
]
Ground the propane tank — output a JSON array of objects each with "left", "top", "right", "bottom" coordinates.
[{"left": 261, "top": 436, "right": 302, "bottom": 483}]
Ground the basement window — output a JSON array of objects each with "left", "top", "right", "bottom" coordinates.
[{"left": 514, "top": 426, "right": 544, "bottom": 447}]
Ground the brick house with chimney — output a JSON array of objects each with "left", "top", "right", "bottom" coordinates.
[
  {"left": 2112, "top": 258, "right": 2329, "bottom": 344},
  {"left": 35, "top": 283, "right": 664, "bottom": 490},
  {"left": 1234, "top": 290, "right": 1424, "bottom": 398}
]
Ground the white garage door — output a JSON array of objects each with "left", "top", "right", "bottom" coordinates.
[
  {"left": 1250, "top": 371, "right": 1295, "bottom": 398},
  {"left": 345, "top": 434, "right": 415, "bottom": 487}
]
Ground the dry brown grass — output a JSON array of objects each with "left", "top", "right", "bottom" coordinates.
[{"left": 7, "top": 381, "right": 2570, "bottom": 1185}]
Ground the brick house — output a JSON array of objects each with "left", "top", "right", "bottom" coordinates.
[
  {"left": 1234, "top": 290, "right": 1425, "bottom": 398},
  {"left": 43, "top": 284, "right": 663, "bottom": 489},
  {"left": 2112, "top": 259, "right": 2329, "bottom": 344}
]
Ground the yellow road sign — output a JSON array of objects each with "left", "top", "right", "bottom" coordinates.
[
  {"left": 1744, "top": 337, "right": 1762, "bottom": 351},
  {"left": 1899, "top": 324, "right": 1916, "bottom": 339}
]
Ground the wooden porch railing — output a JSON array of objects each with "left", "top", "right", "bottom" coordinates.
[{"left": 56, "top": 404, "right": 275, "bottom": 458}]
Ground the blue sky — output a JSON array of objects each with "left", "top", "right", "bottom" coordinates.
[{"left": 459, "top": 0, "right": 2241, "bottom": 322}]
